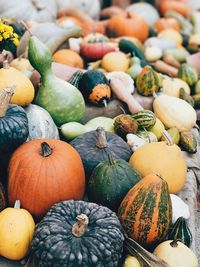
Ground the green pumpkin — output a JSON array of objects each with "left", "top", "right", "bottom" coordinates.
[
  {"left": 28, "top": 36, "right": 85, "bottom": 126},
  {"left": 136, "top": 66, "right": 160, "bottom": 96},
  {"left": 178, "top": 63, "right": 198, "bottom": 87},
  {"left": 132, "top": 110, "right": 156, "bottom": 129},
  {"left": 88, "top": 153, "right": 141, "bottom": 211},
  {"left": 168, "top": 217, "right": 192, "bottom": 247}
]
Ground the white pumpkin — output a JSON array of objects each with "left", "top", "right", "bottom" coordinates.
[
  {"left": 170, "top": 194, "right": 190, "bottom": 224},
  {"left": 162, "top": 77, "right": 190, "bottom": 97},
  {"left": 153, "top": 94, "right": 197, "bottom": 132}
]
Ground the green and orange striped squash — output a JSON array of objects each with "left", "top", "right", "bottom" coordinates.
[
  {"left": 118, "top": 173, "right": 172, "bottom": 247},
  {"left": 177, "top": 64, "right": 198, "bottom": 87},
  {"left": 136, "top": 66, "right": 160, "bottom": 96},
  {"left": 132, "top": 110, "right": 156, "bottom": 129}
]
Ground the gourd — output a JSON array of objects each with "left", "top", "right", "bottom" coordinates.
[
  {"left": 53, "top": 49, "right": 84, "bottom": 69},
  {"left": 179, "top": 131, "right": 197, "bottom": 153},
  {"left": 168, "top": 217, "right": 192, "bottom": 247},
  {"left": 8, "top": 139, "right": 85, "bottom": 219},
  {"left": 30, "top": 200, "right": 124, "bottom": 267},
  {"left": 132, "top": 110, "right": 156, "bottom": 129},
  {"left": 28, "top": 36, "right": 85, "bottom": 126},
  {"left": 0, "top": 200, "right": 35, "bottom": 260},
  {"left": 10, "top": 58, "right": 33, "bottom": 77},
  {"left": 24, "top": 104, "right": 59, "bottom": 141},
  {"left": 0, "top": 182, "right": 6, "bottom": 212},
  {"left": 123, "top": 255, "right": 141, "bottom": 267},
  {"left": 126, "top": 134, "right": 147, "bottom": 152},
  {"left": 101, "top": 51, "right": 130, "bottom": 72},
  {"left": 136, "top": 66, "right": 161, "bottom": 96},
  {"left": 136, "top": 130, "right": 158, "bottom": 143},
  {"left": 153, "top": 240, "right": 198, "bottom": 267},
  {"left": 154, "top": 18, "right": 180, "bottom": 32},
  {"left": 161, "top": 127, "right": 180, "bottom": 145},
  {"left": 114, "top": 114, "right": 138, "bottom": 139},
  {"left": 191, "top": 11, "right": 200, "bottom": 34},
  {"left": 170, "top": 194, "right": 190, "bottom": 224},
  {"left": 149, "top": 118, "right": 165, "bottom": 140},
  {"left": 178, "top": 63, "right": 198, "bottom": 87},
  {"left": 153, "top": 94, "right": 197, "bottom": 132},
  {"left": 127, "top": 57, "right": 143, "bottom": 80},
  {"left": 163, "top": 48, "right": 190, "bottom": 63},
  {"left": 158, "top": 29, "right": 183, "bottom": 45},
  {"left": 78, "top": 70, "right": 111, "bottom": 106},
  {"left": 192, "top": 94, "right": 200, "bottom": 108},
  {"left": 118, "top": 173, "right": 172, "bottom": 247},
  {"left": 144, "top": 46, "right": 163, "bottom": 62},
  {"left": 0, "top": 87, "right": 29, "bottom": 153},
  {"left": 88, "top": 153, "right": 141, "bottom": 211},
  {"left": 129, "top": 132, "right": 187, "bottom": 193},
  {"left": 61, "top": 116, "right": 114, "bottom": 141},
  {"left": 162, "top": 77, "right": 190, "bottom": 97},
  {"left": 70, "top": 127, "right": 132, "bottom": 177},
  {"left": 159, "top": 1, "right": 189, "bottom": 17},
  {"left": 0, "top": 61, "right": 34, "bottom": 106}
]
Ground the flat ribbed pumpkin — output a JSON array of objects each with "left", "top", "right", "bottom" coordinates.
[
  {"left": 129, "top": 131, "right": 187, "bottom": 194},
  {"left": 118, "top": 173, "right": 172, "bottom": 247}
]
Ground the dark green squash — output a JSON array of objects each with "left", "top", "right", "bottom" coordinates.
[
  {"left": 88, "top": 153, "right": 141, "bottom": 211},
  {"left": 78, "top": 70, "right": 111, "bottom": 106},
  {"left": 168, "top": 217, "right": 192, "bottom": 247},
  {"left": 0, "top": 87, "right": 29, "bottom": 153},
  {"left": 30, "top": 200, "right": 124, "bottom": 267},
  {"left": 70, "top": 127, "right": 132, "bottom": 178},
  {"left": 68, "top": 70, "right": 84, "bottom": 88}
]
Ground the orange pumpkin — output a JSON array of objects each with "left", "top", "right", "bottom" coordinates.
[
  {"left": 106, "top": 12, "right": 149, "bottom": 42},
  {"left": 53, "top": 49, "right": 84, "bottom": 69},
  {"left": 159, "top": 0, "right": 189, "bottom": 17},
  {"left": 8, "top": 139, "right": 85, "bottom": 219},
  {"left": 154, "top": 18, "right": 180, "bottom": 32}
]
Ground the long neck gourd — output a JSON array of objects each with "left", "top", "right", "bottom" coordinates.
[{"left": 28, "top": 36, "right": 85, "bottom": 126}]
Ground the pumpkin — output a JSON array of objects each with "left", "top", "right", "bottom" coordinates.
[
  {"left": 161, "top": 76, "right": 190, "bottom": 97},
  {"left": 129, "top": 132, "right": 187, "bottom": 194},
  {"left": 30, "top": 200, "right": 124, "bottom": 266},
  {"left": 0, "top": 182, "right": 6, "bottom": 212},
  {"left": 153, "top": 240, "right": 198, "bottom": 267},
  {"left": 24, "top": 104, "right": 60, "bottom": 141},
  {"left": 131, "top": 110, "right": 156, "bottom": 129},
  {"left": 168, "top": 217, "right": 192, "bottom": 247},
  {"left": 106, "top": 12, "right": 149, "bottom": 42},
  {"left": 0, "top": 200, "right": 35, "bottom": 260},
  {"left": 136, "top": 66, "right": 160, "bottom": 96},
  {"left": 178, "top": 63, "right": 198, "bottom": 86},
  {"left": 78, "top": 70, "right": 111, "bottom": 106},
  {"left": 70, "top": 127, "right": 132, "bottom": 178},
  {"left": 10, "top": 58, "right": 33, "bottom": 77},
  {"left": 8, "top": 139, "right": 85, "bottom": 219},
  {"left": 158, "top": 29, "right": 183, "bottom": 45},
  {"left": 159, "top": 0, "right": 189, "bottom": 17},
  {"left": 88, "top": 153, "right": 141, "bottom": 211},
  {"left": 101, "top": 51, "right": 130, "bottom": 72},
  {"left": 0, "top": 61, "right": 35, "bottom": 106},
  {"left": 118, "top": 173, "right": 172, "bottom": 247},
  {"left": 53, "top": 49, "right": 84, "bottom": 69},
  {"left": 154, "top": 18, "right": 180, "bottom": 32},
  {"left": 0, "top": 87, "right": 29, "bottom": 153},
  {"left": 153, "top": 94, "right": 197, "bottom": 132}
]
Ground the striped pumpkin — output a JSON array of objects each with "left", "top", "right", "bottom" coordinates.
[
  {"left": 136, "top": 65, "right": 160, "bottom": 96},
  {"left": 118, "top": 173, "right": 172, "bottom": 247},
  {"left": 178, "top": 64, "right": 198, "bottom": 87},
  {"left": 132, "top": 110, "right": 156, "bottom": 129},
  {"left": 168, "top": 217, "right": 192, "bottom": 247}
]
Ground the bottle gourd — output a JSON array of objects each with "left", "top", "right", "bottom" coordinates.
[{"left": 28, "top": 36, "right": 85, "bottom": 126}]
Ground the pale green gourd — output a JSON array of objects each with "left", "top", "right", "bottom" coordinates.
[{"left": 28, "top": 36, "right": 85, "bottom": 126}]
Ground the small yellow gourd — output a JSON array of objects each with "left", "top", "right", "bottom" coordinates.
[
  {"left": 0, "top": 200, "right": 35, "bottom": 260},
  {"left": 0, "top": 61, "right": 35, "bottom": 106},
  {"left": 101, "top": 51, "right": 130, "bottom": 72},
  {"left": 162, "top": 77, "right": 190, "bottom": 97},
  {"left": 149, "top": 118, "right": 165, "bottom": 140},
  {"left": 123, "top": 255, "right": 142, "bottom": 267}
]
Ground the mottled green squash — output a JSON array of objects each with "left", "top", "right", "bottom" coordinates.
[
  {"left": 179, "top": 88, "right": 194, "bottom": 107},
  {"left": 179, "top": 131, "right": 197, "bottom": 153},
  {"left": 178, "top": 63, "right": 198, "bottom": 87}
]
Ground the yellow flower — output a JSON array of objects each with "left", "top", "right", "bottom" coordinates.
[
  {"left": 0, "top": 36, "right": 3, "bottom": 42},
  {"left": 3, "top": 32, "right": 10, "bottom": 39},
  {"left": 12, "top": 38, "right": 19, "bottom": 46}
]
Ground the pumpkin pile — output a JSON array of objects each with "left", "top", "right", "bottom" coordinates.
[{"left": 0, "top": 1, "right": 199, "bottom": 266}]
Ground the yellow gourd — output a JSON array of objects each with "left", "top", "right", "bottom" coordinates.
[
  {"left": 129, "top": 131, "right": 187, "bottom": 193},
  {"left": 0, "top": 61, "right": 35, "bottom": 106},
  {"left": 162, "top": 77, "right": 190, "bottom": 97},
  {"left": 101, "top": 51, "right": 130, "bottom": 72},
  {"left": 0, "top": 200, "right": 35, "bottom": 260},
  {"left": 153, "top": 240, "right": 198, "bottom": 267},
  {"left": 158, "top": 29, "right": 183, "bottom": 45},
  {"left": 153, "top": 94, "right": 197, "bottom": 132},
  {"left": 149, "top": 118, "right": 165, "bottom": 140},
  {"left": 123, "top": 255, "right": 142, "bottom": 267},
  {"left": 10, "top": 58, "right": 33, "bottom": 73}
]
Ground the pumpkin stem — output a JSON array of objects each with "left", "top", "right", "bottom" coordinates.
[
  {"left": 14, "top": 200, "right": 21, "bottom": 209},
  {"left": 107, "top": 152, "right": 115, "bottom": 165},
  {"left": 41, "top": 142, "right": 52, "bottom": 157},
  {"left": 72, "top": 214, "right": 89, "bottom": 237},
  {"left": 162, "top": 130, "right": 174, "bottom": 146},
  {"left": 0, "top": 86, "right": 15, "bottom": 117},
  {"left": 96, "top": 127, "right": 108, "bottom": 148},
  {"left": 170, "top": 239, "right": 183, "bottom": 247},
  {"left": 103, "top": 99, "right": 107, "bottom": 108}
]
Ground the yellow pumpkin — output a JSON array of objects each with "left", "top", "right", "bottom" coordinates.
[
  {"left": 158, "top": 29, "right": 183, "bottom": 45},
  {"left": 129, "top": 133, "right": 187, "bottom": 193},
  {"left": 0, "top": 62, "right": 35, "bottom": 106},
  {"left": 153, "top": 94, "right": 197, "bottom": 132},
  {"left": 10, "top": 58, "right": 33, "bottom": 73},
  {"left": 153, "top": 240, "right": 198, "bottom": 267},
  {"left": 149, "top": 118, "right": 165, "bottom": 140},
  {"left": 0, "top": 200, "right": 35, "bottom": 260},
  {"left": 101, "top": 51, "right": 130, "bottom": 72},
  {"left": 162, "top": 77, "right": 190, "bottom": 97}
]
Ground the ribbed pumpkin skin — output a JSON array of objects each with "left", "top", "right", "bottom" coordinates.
[
  {"left": 8, "top": 139, "right": 85, "bottom": 219},
  {"left": 0, "top": 182, "right": 6, "bottom": 212},
  {"left": 178, "top": 64, "right": 198, "bottom": 87},
  {"left": 0, "top": 105, "right": 29, "bottom": 153},
  {"left": 118, "top": 173, "right": 172, "bottom": 247},
  {"left": 70, "top": 130, "right": 132, "bottom": 177},
  {"left": 136, "top": 66, "right": 160, "bottom": 96},
  {"left": 88, "top": 159, "right": 141, "bottom": 211},
  {"left": 132, "top": 110, "right": 156, "bottom": 129},
  {"left": 30, "top": 200, "right": 124, "bottom": 267},
  {"left": 168, "top": 217, "right": 192, "bottom": 247}
]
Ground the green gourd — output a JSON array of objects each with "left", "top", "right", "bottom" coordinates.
[
  {"left": 127, "top": 57, "right": 143, "bottom": 80},
  {"left": 28, "top": 36, "right": 85, "bottom": 126}
]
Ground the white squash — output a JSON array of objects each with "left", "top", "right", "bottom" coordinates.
[
  {"left": 153, "top": 240, "right": 198, "bottom": 267},
  {"left": 153, "top": 94, "right": 197, "bottom": 132},
  {"left": 126, "top": 134, "right": 147, "bottom": 152},
  {"left": 170, "top": 194, "right": 190, "bottom": 224},
  {"left": 144, "top": 46, "right": 163, "bottom": 62},
  {"left": 162, "top": 77, "right": 190, "bottom": 97}
]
